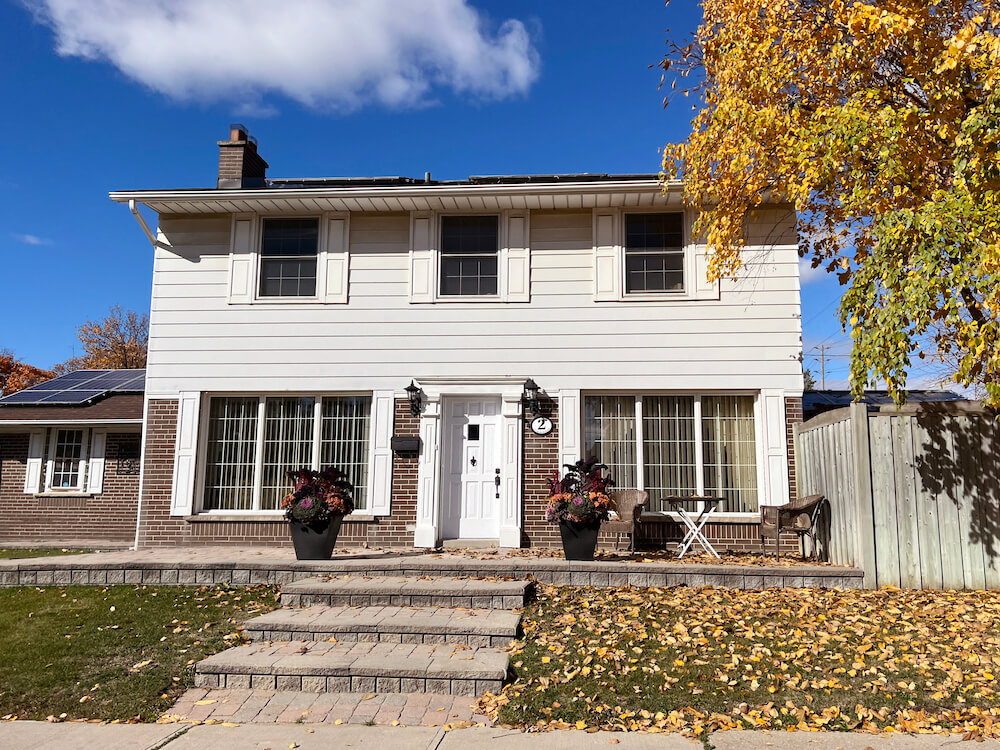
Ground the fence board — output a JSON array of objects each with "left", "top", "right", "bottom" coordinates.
[
  {"left": 893, "top": 417, "right": 923, "bottom": 589},
  {"left": 956, "top": 416, "right": 988, "bottom": 590},
  {"left": 869, "top": 415, "right": 901, "bottom": 587},
  {"left": 936, "top": 423, "right": 967, "bottom": 590},
  {"left": 910, "top": 416, "right": 943, "bottom": 589}
]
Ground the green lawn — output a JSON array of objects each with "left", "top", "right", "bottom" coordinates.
[
  {"left": 484, "top": 585, "right": 1000, "bottom": 736},
  {"left": 0, "top": 548, "right": 94, "bottom": 559},
  {"left": 0, "top": 585, "right": 278, "bottom": 721}
]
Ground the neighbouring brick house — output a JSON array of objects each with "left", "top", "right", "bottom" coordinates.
[
  {"left": 0, "top": 370, "right": 144, "bottom": 546},
  {"left": 99, "top": 125, "right": 804, "bottom": 551}
]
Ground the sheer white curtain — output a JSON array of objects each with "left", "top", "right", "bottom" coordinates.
[
  {"left": 583, "top": 396, "right": 637, "bottom": 489},
  {"left": 260, "top": 397, "right": 316, "bottom": 510},
  {"left": 203, "top": 397, "right": 259, "bottom": 511},
  {"left": 642, "top": 396, "right": 698, "bottom": 511},
  {"left": 320, "top": 396, "right": 372, "bottom": 510},
  {"left": 702, "top": 395, "right": 759, "bottom": 512}
]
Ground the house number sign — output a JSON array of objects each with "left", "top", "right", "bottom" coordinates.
[{"left": 529, "top": 416, "right": 553, "bottom": 436}]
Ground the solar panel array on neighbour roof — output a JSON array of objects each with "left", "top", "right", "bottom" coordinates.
[{"left": 0, "top": 369, "right": 146, "bottom": 405}]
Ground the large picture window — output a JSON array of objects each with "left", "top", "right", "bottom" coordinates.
[
  {"left": 259, "top": 218, "right": 318, "bottom": 297},
  {"left": 439, "top": 215, "right": 499, "bottom": 296},
  {"left": 202, "top": 395, "right": 372, "bottom": 512},
  {"left": 624, "top": 213, "right": 685, "bottom": 294},
  {"left": 583, "top": 394, "right": 759, "bottom": 513}
]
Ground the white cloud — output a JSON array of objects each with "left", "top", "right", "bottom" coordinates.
[
  {"left": 799, "top": 257, "right": 827, "bottom": 285},
  {"left": 28, "top": 0, "right": 540, "bottom": 111},
  {"left": 14, "top": 234, "right": 53, "bottom": 246}
]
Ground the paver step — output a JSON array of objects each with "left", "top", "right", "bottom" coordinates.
[
  {"left": 279, "top": 575, "right": 533, "bottom": 609},
  {"left": 243, "top": 605, "right": 521, "bottom": 647},
  {"left": 194, "top": 640, "right": 509, "bottom": 696}
]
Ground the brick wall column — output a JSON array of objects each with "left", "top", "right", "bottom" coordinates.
[{"left": 785, "top": 396, "right": 803, "bottom": 500}]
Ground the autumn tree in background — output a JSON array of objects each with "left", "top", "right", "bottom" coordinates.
[
  {"left": 662, "top": 0, "right": 1000, "bottom": 405},
  {"left": 0, "top": 350, "right": 54, "bottom": 396},
  {"left": 54, "top": 305, "right": 149, "bottom": 374}
]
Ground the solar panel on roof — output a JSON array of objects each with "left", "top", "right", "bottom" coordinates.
[
  {"left": 0, "top": 368, "right": 146, "bottom": 405},
  {"left": 37, "top": 390, "right": 105, "bottom": 404}
]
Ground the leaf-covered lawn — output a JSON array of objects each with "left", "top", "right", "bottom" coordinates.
[
  {"left": 0, "top": 585, "right": 278, "bottom": 722},
  {"left": 481, "top": 585, "right": 1000, "bottom": 738},
  {"left": 0, "top": 548, "right": 94, "bottom": 559}
]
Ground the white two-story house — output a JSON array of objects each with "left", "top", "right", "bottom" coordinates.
[{"left": 109, "top": 125, "right": 803, "bottom": 550}]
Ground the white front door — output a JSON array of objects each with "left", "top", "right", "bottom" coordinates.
[{"left": 440, "top": 397, "right": 502, "bottom": 539}]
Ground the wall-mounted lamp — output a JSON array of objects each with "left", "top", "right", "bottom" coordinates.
[
  {"left": 522, "top": 378, "right": 541, "bottom": 417},
  {"left": 405, "top": 380, "right": 423, "bottom": 416}
]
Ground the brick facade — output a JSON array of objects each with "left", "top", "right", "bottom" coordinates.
[
  {"left": 785, "top": 396, "right": 803, "bottom": 500},
  {"left": 0, "top": 430, "right": 141, "bottom": 545},
  {"left": 133, "top": 395, "right": 801, "bottom": 554}
]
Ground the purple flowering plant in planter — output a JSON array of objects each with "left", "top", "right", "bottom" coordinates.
[
  {"left": 280, "top": 467, "right": 355, "bottom": 524},
  {"left": 544, "top": 458, "right": 615, "bottom": 525}
]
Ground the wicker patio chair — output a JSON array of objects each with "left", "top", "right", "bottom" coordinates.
[
  {"left": 605, "top": 490, "right": 650, "bottom": 553},
  {"left": 760, "top": 494, "right": 827, "bottom": 560}
]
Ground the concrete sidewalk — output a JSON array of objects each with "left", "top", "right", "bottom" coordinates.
[{"left": 2, "top": 722, "right": 997, "bottom": 749}]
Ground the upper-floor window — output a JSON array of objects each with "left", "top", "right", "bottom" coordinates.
[
  {"left": 259, "top": 218, "right": 318, "bottom": 297},
  {"left": 624, "top": 213, "right": 684, "bottom": 294},
  {"left": 440, "top": 215, "right": 498, "bottom": 296}
]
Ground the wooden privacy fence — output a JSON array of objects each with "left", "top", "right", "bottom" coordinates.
[{"left": 794, "top": 401, "right": 1000, "bottom": 590}]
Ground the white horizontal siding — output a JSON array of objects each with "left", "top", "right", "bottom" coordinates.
[{"left": 147, "top": 210, "right": 803, "bottom": 395}]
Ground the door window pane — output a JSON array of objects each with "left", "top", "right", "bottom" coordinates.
[
  {"left": 702, "top": 396, "right": 759, "bottom": 512},
  {"left": 625, "top": 213, "right": 684, "bottom": 293},
  {"left": 440, "top": 216, "right": 499, "bottom": 296},
  {"left": 203, "top": 397, "right": 259, "bottom": 510},
  {"left": 320, "top": 396, "right": 372, "bottom": 510},
  {"left": 583, "top": 396, "right": 637, "bottom": 489},
  {"left": 259, "top": 218, "right": 318, "bottom": 297},
  {"left": 260, "top": 397, "right": 316, "bottom": 510},
  {"left": 642, "top": 396, "right": 698, "bottom": 510}
]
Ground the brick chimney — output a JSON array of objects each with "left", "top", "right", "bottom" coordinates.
[{"left": 217, "top": 123, "right": 268, "bottom": 189}]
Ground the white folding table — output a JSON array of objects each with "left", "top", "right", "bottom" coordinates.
[{"left": 667, "top": 497, "right": 724, "bottom": 558}]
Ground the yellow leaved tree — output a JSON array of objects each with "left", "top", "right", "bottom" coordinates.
[
  {"left": 662, "top": 0, "right": 1000, "bottom": 405},
  {"left": 54, "top": 305, "right": 149, "bottom": 374}
]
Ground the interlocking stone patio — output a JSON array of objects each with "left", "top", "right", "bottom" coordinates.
[
  {"left": 165, "top": 687, "right": 489, "bottom": 727},
  {"left": 279, "top": 575, "right": 533, "bottom": 608},
  {"left": 0, "top": 547, "right": 863, "bottom": 589}
]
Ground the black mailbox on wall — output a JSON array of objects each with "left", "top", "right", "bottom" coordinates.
[{"left": 390, "top": 436, "right": 421, "bottom": 453}]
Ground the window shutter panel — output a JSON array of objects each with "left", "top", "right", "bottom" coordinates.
[
  {"left": 170, "top": 392, "right": 201, "bottom": 516},
  {"left": 366, "top": 390, "right": 394, "bottom": 516},
  {"left": 761, "top": 391, "right": 789, "bottom": 505},
  {"left": 322, "top": 213, "right": 350, "bottom": 303},
  {"left": 503, "top": 211, "right": 530, "bottom": 302},
  {"left": 692, "top": 245, "right": 720, "bottom": 300},
  {"left": 408, "top": 212, "right": 435, "bottom": 303},
  {"left": 23, "top": 430, "right": 45, "bottom": 493},
  {"left": 593, "top": 210, "right": 620, "bottom": 301},
  {"left": 86, "top": 430, "right": 106, "bottom": 494},
  {"left": 557, "top": 390, "right": 581, "bottom": 467},
  {"left": 228, "top": 216, "right": 255, "bottom": 304}
]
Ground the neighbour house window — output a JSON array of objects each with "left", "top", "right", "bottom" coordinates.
[
  {"left": 46, "top": 428, "right": 88, "bottom": 491},
  {"left": 440, "top": 215, "right": 499, "bottom": 296},
  {"left": 202, "top": 395, "right": 372, "bottom": 512},
  {"left": 259, "top": 218, "right": 318, "bottom": 297},
  {"left": 624, "top": 213, "right": 685, "bottom": 294},
  {"left": 583, "top": 394, "right": 759, "bottom": 513}
]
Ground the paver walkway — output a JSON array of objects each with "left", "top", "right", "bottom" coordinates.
[{"left": 166, "top": 687, "right": 489, "bottom": 727}]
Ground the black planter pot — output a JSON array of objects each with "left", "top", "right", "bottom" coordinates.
[
  {"left": 559, "top": 519, "right": 601, "bottom": 561},
  {"left": 288, "top": 515, "right": 344, "bottom": 560}
]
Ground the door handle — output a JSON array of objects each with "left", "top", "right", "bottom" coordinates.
[{"left": 495, "top": 469, "right": 501, "bottom": 498}]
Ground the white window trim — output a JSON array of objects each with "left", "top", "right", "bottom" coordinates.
[
  {"left": 408, "top": 210, "right": 530, "bottom": 304},
  {"left": 593, "top": 207, "right": 719, "bottom": 303},
  {"left": 581, "top": 391, "right": 764, "bottom": 517},
  {"left": 227, "top": 213, "right": 351, "bottom": 306},
  {"left": 195, "top": 393, "right": 375, "bottom": 514},
  {"left": 43, "top": 427, "right": 90, "bottom": 494}
]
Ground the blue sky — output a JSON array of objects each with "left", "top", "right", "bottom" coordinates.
[{"left": 0, "top": 0, "right": 855, "bottom": 385}]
